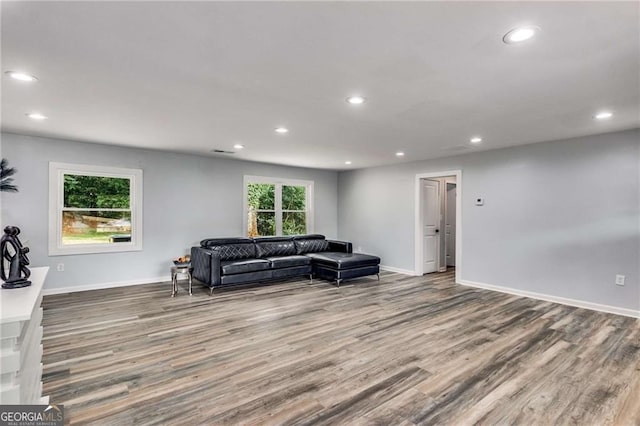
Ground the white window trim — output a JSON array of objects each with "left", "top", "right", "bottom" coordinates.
[
  {"left": 48, "top": 162, "right": 143, "bottom": 256},
  {"left": 243, "top": 175, "right": 314, "bottom": 237}
]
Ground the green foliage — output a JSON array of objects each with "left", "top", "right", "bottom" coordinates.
[
  {"left": 248, "top": 184, "right": 275, "bottom": 235},
  {"left": 247, "top": 183, "right": 307, "bottom": 236},
  {"left": 282, "top": 186, "right": 306, "bottom": 235},
  {"left": 247, "top": 183, "right": 275, "bottom": 210},
  {"left": 64, "top": 175, "right": 130, "bottom": 209},
  {"left": 282, "top": 185, "right": 305, "bottom": 210},
  {"left": 283, "top": 212, "right": 306, "bottom": 235},
  {"left": 256, "top": 212, "right": 275, "bottom": 236}
]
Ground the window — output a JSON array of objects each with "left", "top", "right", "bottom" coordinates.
[
  {"left": 49, "top": 162, "right": 143, "bottom": 255},
  {"left": 244, "top": 176, "right": 313, "bottom": 237}
]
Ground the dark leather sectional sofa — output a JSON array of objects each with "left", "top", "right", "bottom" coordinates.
[{"left": 191, "top": 234, "right": 380, "bottom": 294}]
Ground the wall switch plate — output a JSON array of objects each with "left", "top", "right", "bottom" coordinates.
[
  {"left": 475, "top": 197, "right": 484, "bottom": 206},
  {"left": 615, "top": 275, "right": 625, "bottom": 286},
  {"left": 57, "top": 263, "right": 64, "bottom": 272}
]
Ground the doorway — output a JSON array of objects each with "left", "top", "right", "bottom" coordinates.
[
  {"left": 445, "top": 181, "right": 457, "bottom": 269},
  {"left": 414, "top": 170, "right": 462, "bottom": 281}
]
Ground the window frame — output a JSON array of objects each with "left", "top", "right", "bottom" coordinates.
[
  {"left": 243, "top": 175, "right": 314, "bottom": 237},
  {"left": 48, "top": 162, "right": 143, "bottom": 256}
]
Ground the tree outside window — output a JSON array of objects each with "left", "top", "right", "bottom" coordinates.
[
  {"left": 246, "top": 177, "right": 312, "bottom": 237},
  {"left": 247, "top": 183, "right": 276, "bottom": 237},
  {"left": 49, "top": 163, "right": 143, "bottom": 255},
  {"left": 62, "top": 175, "right": 132, "bottom": 245}
]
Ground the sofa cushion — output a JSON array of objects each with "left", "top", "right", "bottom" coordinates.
[
  {"left": 305, "top": 252, "right": 380, "bottom": 269},
  {"left": 294, "top": 238, "right": 330, "bottom": 254},
  {"left": 267, "top": 255, "right": 312, "bottom": 269},
  {"left": 254, "top": 237, "right": 297, "bottom": 258},
  {"left": 220, "top": 269, "right": 273, "bottom": 285},
  {"left": 221, "top": 258, "right": 271, "bottom": 275}
]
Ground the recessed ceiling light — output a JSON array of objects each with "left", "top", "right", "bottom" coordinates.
[
  {"left": 5, "top": 71, "right": 38, "bottom": 82},
  {"left": 503, "top": 26, "right": 540, "bottom": 44},
  {"left": 233, "top": 144, "right": 245, "bottom": 150},
  {"left": 594, "top": 111, "right": 613, "bottom": 120},
  {"left": 346, "top": 96, "right": 366, "bottom": 105},
  {"left": 26, "top": 112, "right": 47, "bottom": 120},
  {"left": 345, "top": 161, "right": 352, "bottom": 165},
  {"left": 396, "top": 152, "right": 405, "bottom": 157},
  {"left": 470, "top": 136, "right": 483, "bottom": 144},
  {"left": 274, "top": 127, "right": 289, "bottom": 134}
]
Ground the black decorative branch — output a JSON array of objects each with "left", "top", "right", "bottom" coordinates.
[{"left": 0, "top": 158, "right": 18, "bottom": 193}]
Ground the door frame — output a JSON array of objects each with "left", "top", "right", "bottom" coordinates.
[{"left": 414, "top": 170, "right": 462, "bottom": 283}]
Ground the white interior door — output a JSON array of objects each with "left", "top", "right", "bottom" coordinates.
[
  {"left": 422, "top": 179, "right": 440, "bottom": 274},
  {"left": 446, "top": 183, "right": 456, "bottom": 267}
]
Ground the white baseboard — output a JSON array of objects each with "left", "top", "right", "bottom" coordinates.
[
  {"left": 459, "top": 279, "right": 640, "bottom": 319},
  {"left": 380, "top": 265, "right": 415, "bottom": 275},
  {"left": 42, "top": 275, "right": 171, "bottom": 296}
]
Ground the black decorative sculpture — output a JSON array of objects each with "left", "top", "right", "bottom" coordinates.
[{"left": 1, "top": 226, "right": 31, "bottom": 289}]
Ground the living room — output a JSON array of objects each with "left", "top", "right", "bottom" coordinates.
[{"left": 1, "top": 1, "right": 639, "bottom": 424}]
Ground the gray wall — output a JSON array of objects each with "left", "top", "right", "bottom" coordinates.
[
  {"left": 0, "top": 133, "right": 338, "bottom": 291},
  {"left": 3, "top": 129, "right": 639, "bottom": 312},
  {"left": 338, "top": 129, "right": 640, "bottom": 311}
]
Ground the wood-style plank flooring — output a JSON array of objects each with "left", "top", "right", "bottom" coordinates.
[{"left": 42, "top": 270, "right": 640, "bottom": 425}]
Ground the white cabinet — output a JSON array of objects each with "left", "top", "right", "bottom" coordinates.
[{"left": 0, "top": 267, "right": 49, "bottom": 404}]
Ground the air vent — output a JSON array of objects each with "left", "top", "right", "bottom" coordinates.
[{"left": 211, "top": 149, "right": 235, "bottom": 154}]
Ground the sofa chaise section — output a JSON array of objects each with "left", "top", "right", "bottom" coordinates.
[{"left": 306, "top": 252, "right": 381, "bottom": 286}]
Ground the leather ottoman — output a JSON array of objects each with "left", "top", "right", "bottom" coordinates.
[{"left": 305, "top": 252, "right": 381, "bottom": 286}]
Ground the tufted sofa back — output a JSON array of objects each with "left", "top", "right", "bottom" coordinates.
[
  {"left": 293, "top": 234, "right": 330, "bottom": 254},
  {"left": 253, "top": 237, "right": 297, "bottom": 258},
  {"left": 199, "top": 235, "right": 331, "bottom": 261},
  {"left": 200, "top": 238, "right": 256, "bottom": 260}
]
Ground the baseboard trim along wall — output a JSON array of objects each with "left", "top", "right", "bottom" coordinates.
[
  {"left": 42, "top": 275, "right": 171, "bottom": 296},
  {"left": 459, "top": 279, "right": 640, "bottom": 319},
  {"left": 380, "top": 265, "right": 416, "bottom": 275}
]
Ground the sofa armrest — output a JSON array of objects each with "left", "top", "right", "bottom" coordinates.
[
  {"left": 191, "top": 247, "right": 222, "bottom": 287},
  {"left": 327, "top": 239, "right": 353, "bottom": 253}
]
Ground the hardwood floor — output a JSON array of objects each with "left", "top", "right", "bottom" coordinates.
[{"left": 42, "top": 270, "right": 640, "bottom": 425}]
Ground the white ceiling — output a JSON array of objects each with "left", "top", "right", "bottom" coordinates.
[{"left": 2, "top": 1, "right": 638, "bottom": 170}]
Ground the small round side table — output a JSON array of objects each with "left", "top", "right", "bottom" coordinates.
[{"left": 171, "top": 264, "right": 193, "bottom": 297}]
